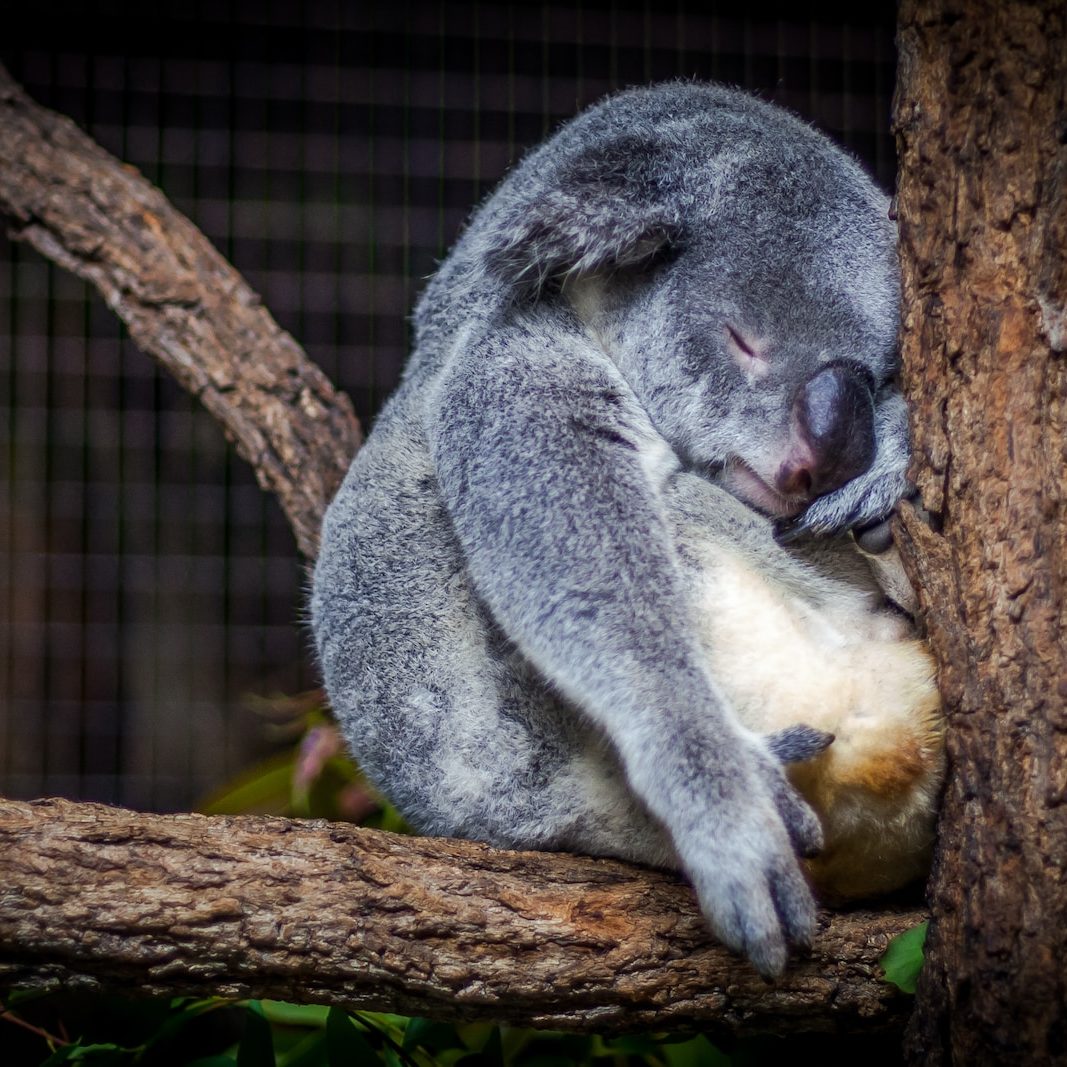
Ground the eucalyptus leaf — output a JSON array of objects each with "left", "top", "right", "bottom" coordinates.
[
  {"left": 327, "top": 1007, "right": 383, "bottom": 1065},
  {"left": 881, "top": 921, "right": 928, "bottom": 994},
  {"left": 237, "top": 1006, "right": 277, "bottom": 1067},
  {"left": 403, "top": 1017, "right": 466, "bottom": 1053}
]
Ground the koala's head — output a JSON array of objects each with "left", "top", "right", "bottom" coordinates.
[{"left": 478, "top": 83, "right": 901, "bottom": 520}]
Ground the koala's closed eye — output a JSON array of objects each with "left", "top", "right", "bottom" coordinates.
[{"left": 725, "top": 325, "right": 770, "bottom": 378}]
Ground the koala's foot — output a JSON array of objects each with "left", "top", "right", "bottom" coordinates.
[{"left": 669, "top": 735, "right": 824, "bottom": 977}]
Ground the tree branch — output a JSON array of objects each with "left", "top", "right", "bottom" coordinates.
[
  {"left": 0, "top": 799, "right": 919, "bottom": 1037},
  {"left": 0, "top": 64, "right": 924, "bottom": 1034},
  {"left": 0, "top": 63, "right": 361, "bottom": 560}
]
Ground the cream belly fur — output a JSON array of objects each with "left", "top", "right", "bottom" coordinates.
[{"left": 692, "top": 541, "right": 944, "bottom": 903}]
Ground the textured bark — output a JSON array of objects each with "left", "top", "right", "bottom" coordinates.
[
  {"left": 894, "top": 2, "right": 1067, "bottom": 1063},
  {"left": 0, "top": 64, "right": 362, "bottom": 560},
  {"left": 0, "top": 798, "right": 919, "bottom": 1037}
]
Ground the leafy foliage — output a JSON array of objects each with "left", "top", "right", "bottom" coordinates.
[
  {"left": 198, "top": 692, "right": 410, "bottom": 832},
  {"left": 880, "top": 922, "right": 928, "bottom": 995},
  {"left": 0, "top": 994, "right": 913, "bottom": 1067}
]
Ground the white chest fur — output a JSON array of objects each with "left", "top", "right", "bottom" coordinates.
[{"left": 683, "top": 517, "right": 943, "bottom": 902}]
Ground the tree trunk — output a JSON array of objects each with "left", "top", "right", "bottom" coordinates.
[
  {"left": 0, "top": 798, "right": 919, "bottom": 1038},
  {"left": 894, "top": 1, "right": 1067, "bottom": 1063}
]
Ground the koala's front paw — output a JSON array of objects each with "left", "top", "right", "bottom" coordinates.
[
  {"left": 777, "top": 453, "right": 910, "bottom": 542},
  {"left": 676, "top": 739, "right": 823, "bottom": 977}
]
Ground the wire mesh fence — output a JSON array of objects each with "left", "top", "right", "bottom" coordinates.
[{"left": 0, "top": 0, "right": 897, "bottom": 811}]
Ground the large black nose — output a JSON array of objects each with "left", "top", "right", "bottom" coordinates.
[{"left": 776, "top": 363, "right": 876, "bottom": 499}]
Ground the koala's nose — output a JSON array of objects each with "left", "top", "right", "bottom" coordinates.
[{"left": 777, "top": 363, "right": 876, "bottom": 500}]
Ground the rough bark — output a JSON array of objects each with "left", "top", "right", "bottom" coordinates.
[
  {"left": 0, "top": 64, "right": 362, "bottom": 560},
  {"left": 894, "top": 2, "right": 1067, "bottom": 1063},
  {"left": 0, "top": 798, "right": 919, "bottom": 1037}
]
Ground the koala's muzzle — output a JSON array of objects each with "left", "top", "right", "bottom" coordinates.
[{"left": 776, "top": 364, "right": 876, "bottom": 500}]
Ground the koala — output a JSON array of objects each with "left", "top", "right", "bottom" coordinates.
[{"left": 312, "top": 82, "right": 920, "bottom": 977}]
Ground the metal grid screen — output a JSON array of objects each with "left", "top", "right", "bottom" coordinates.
[{"left": 0, "top": 1, "right": 897, "bottom": 811}]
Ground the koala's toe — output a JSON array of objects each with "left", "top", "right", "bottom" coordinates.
[
  {"left": 743, "top": 923, "right": 788, "bottom": 979},
  {"left": 766, "top": 772, "right": 824, "bottom": 858}
]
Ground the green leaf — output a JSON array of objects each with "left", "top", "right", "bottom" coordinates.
[
  {"left": 403, "top": 1017, "right": 465, "bottom": 1053},
  {"left": 602, "top": 1033, "right": 666, "bottom": 1054},
  {"left": 347, "top": 1014, "right": 390, "bottom": 1049},
  {"left": 326, "top": 1007, "right": 382, "bottom": 1066},
  {"left": 200, "top": 752, "right": 296, "bottom": 816},
  {"left": 881, "top": 921, "right": 928, "bottom": 994},
  {"left": 39, "top": 1048, "right": 77, "bottom": 1067},
  {"left": 275, "top": 1031, "right": 329, "bottom": 1067},
  {"left": 663, "top": 1035, "right": 734, "bottom": 1067},
  {"left": 238, "top": 1005, "right": 278, "bottom": 1067},
  {"left": 372, "top": 801, "right": 414, "bottom": 835},
  {"left": 260, "top": 1001, "right": 331, "bottom": 1030},
  {"left": 479, "top": 1028, "right": 504, "bottom": 1067},
  {"left": 6, "top": 986, "right": 52, "bottom": 1006},
  {"left": 47, "top": 1046, "right": 128, "bottom": 1066},
  {"left": 142, "top": 998, "right": 224, "bottom": 1051}
]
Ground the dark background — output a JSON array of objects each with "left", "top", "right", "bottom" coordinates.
[{"left": 0, "top": 0, "right": 897, "bottom": 811}]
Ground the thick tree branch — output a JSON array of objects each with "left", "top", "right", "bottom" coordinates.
[
  {"left": 0, "top": 799, "right": 919, "bottom": 1037},
  {"left": 0, "top": 64, "right": 925, "bottom": 1032},
  {"left": 0, "top": 63, "right": 361, "bottom": 560}
]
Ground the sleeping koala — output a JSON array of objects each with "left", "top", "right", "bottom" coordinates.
[{"left": 312, "top": 82, "right": 928, "bottom": 976}]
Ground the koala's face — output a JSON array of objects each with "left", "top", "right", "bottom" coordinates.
[
  {"left": 571, "top": 203, "right": 900, "bottom": 520},
  {"left": 482, "top": 84, "right": 901, "bottom": 521}
]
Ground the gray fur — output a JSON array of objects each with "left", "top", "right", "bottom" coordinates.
[{"left": 311, "top": 82, "right": 906, "bottom": 977}]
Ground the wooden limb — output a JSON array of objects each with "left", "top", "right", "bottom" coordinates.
[
  {"left": 0, "top": 64, "right": 361, "bottom": 560},
  {"left": 0, "top": 799, "right": 919, "bottom": 1037}
]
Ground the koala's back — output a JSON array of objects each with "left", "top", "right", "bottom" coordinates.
[{"left": 313, "top": 386, "right": 671, "bottom": 862}]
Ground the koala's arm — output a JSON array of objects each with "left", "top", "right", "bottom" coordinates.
[
  {"left": 783, "top": 387, "right": 910, "bottom": 538},
  {"left": 427, "top": 312, "right": 823, "bottom": 976}
]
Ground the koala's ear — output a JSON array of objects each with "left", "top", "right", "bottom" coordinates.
[{"left": 483, "top": 139, "right": 683, "bottom": 298}]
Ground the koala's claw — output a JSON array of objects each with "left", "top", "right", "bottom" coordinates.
[
  {"left": 852, "top": 515, "right": 894, "bottom": 554},
  {"left": 851, "top": 481, "right": 919, "bottom": 553},
  {"left": 772, "top": 515, "right": 806, "bottom": 545}
]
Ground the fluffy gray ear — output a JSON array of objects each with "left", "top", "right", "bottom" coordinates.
[{"left": 483, "top": 138, "right": 683, "bottom": 298}]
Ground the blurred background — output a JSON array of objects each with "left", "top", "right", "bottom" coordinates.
[{"left": 0, "top": 0, "right": 897, "bottom": 812}]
